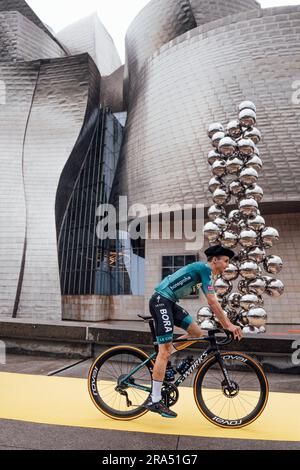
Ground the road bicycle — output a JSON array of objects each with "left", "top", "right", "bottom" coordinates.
[{"left": 88, "top": 314, "right": 269, "bottom": 429}]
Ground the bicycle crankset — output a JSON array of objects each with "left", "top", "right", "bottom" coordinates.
[{"left": 161, "top": 383, "right": 179, "bottom": 408}]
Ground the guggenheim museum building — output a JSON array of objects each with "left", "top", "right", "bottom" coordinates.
[{"left": 0, "top": 0, "right": 299, "bottom": 328}]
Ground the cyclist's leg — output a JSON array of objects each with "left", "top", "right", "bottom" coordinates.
[
  {"left": 149, "top": 293, "right": 175, "bottom": 383},
  {"left": 147, "top": 294, "right": 177, "bottom": 416},
  {"left": 173, "top": 304, "right": 204, "bottom": 343}
]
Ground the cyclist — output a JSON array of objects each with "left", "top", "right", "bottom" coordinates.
[{"left": 144, "top": 244, "right": 243, "bottom": 419}]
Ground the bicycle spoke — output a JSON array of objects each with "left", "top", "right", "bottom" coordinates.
[{"left": 207, "top": 394, "right": 224, "bottom": 413}]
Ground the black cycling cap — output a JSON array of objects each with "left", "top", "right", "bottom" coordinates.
[{"left": 204, "top": 245, "right": 235, "bottom": 260}]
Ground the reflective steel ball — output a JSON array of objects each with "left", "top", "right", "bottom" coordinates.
[
  {"left": 208, "top": 205, "right": 226, "bottom": 220},
  {"left": 241, "top": 310, "right": 249, "bottom": 326},
  {"left": 247, "top": 214, "right": 266, "bottom": 232},
  {"left": 219, "top": 137, "right": 237, "bottom": 157},
  {"left": 239, "top": 229, "right": 257, "bottom": 248},
  {"left": 253, "top": 145, "right": 260, "bottom": 157},
  {"left": 239, "top": 109, "right": 257, "bottom": 128},
  {"left": 208, "top": 177, "right": 224, "bottom": 193},
  {"left": 214, "top": 216, "right": 228, "bottom": 231},
  {"left": 265, "top": 278, "right": 284, "bottom": 297},
  {"left": 247, "top": 246, "right": 266, "bottom": 263},
  {"left": 245, "top": 185, "right": 264, "bottom": 203},
  {"left": 239, "top": 168, "right": 258, "bottom": 187},
  {"left": 239, "top": 198, "right": 258, "bottom": 217},
  {"left": 264, "top": 255, "right": 283, "bottom": 275},
  {"left": 214, "top": 278, "right": 233, "bottom": 297},
  {"left": 212, "top": 131, "right": 226, "bottom": 148},
  {"left": 220, "top": 231, "right": 239, "bottom": 249},
  {"left": 240, "top": 294, "right": 261, "bottom": 310},
  {"left": 222, "top": 261, "right": 239, "bottom": 280},
  {"left": 229, "top": 180, "right": 245, "bottom": 197},
  {"left": 238, "top": 280, "right": 250, "bottom": 295},
  {"left": 212, "top": 159, "right": 227, "bottom": 177},
  {"left": 228, "top": 209, "right": 243, "bottom": 224},
  {"left": 227, "top": 292, "right": 242, "bottom": 309},
  {"left": 246, "top": 307, "right": 267, "bottom": 327},
  {"left": 239, "top": 101, "right": 257, "bottom": 113},
  {"left": 226, "top": 156, "right": 244, "bottom": 175},
  {"left": 243, "top": 325, "right": 260, "bottom": 334},
  {"left": 208, "top": 123, "right": 224, "bottom": 139},
  {"left": 227, "top": 120, "right": 242, "bottom": 139},
  {"left": 244, "top": 127, "right": 262, "bottom": 145},
  {"left": 261, "top": 227, "right": 279, "bottom": 248},
  {"left": 208, "top": 150, "right": 222, "bottom": 166},
  {"left": 239, "top": 260, "right": 259, "bottom": 279},
  {"left": 247, "top": 277, "right": 266, "bottom": 295},
  {"left": 213, "top": 187, "right": 230, "bottom": 205},
  {"left": 197, "top": 306, "right": 213, "bottom": 323},
  {"left": 245, "top": 155, "right": 263, "bottom": 173},
  {"left": 203, "top": 222, "right": 220, "bottom": 243},
  {"left": 238, "top": 138, "right": 255, "bottom": 156},
  {"left": 201, "top": 319, "right": 218, "bottom": 330}
]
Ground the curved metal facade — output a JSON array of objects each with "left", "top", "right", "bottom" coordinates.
[
  {"left": 0, "top": 61, "right": 39, "bottom": 317},
  {"left": 57, "top": 14, "right": 122, "bottom": 77},
  {"left": 0, "top": 0, "right": 67, "bottom": 53},
  {"left": 189, "top": 0, "right": 261, "bottom": 25},
  {"left": 124, "top": 0, "right": 260, "bottom": 103},
  {"left": 0, "top": 1, "right": 103, "bottom": 320},
  {"left": 120, "top": 5, "right": 300, "bottom": 210},
  {"left": 0, "top": 55, "right": 100, "bottom": 320},
  {"left": 0, "top": 11, "right": 66, "bottom": 61}
]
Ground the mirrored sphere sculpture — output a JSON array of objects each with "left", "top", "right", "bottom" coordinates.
[{"left": 206, "top": 101, "right": 283, "bottom": 334}]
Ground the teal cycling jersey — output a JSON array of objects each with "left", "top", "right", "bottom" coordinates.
[{"left": 155, "top": 262, "right": 215, "bottom": 302}]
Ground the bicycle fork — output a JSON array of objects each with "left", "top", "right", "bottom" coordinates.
[{"left": 215, "top": 352, "right": 237, "bottom": 396}]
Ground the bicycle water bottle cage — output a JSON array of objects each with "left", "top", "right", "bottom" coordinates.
[{"left": 165, "top": 362, "right": 176, "bottom": 382}]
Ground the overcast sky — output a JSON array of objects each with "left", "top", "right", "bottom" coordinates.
[{"left": 27, "top": 0, "right": 300, "bottom": 62}]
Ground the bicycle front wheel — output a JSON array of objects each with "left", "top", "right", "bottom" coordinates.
[
  {"left": 193, "top": 352, "right": 269, "bottom": 428},
  {"left": 88, "top": 345, "right": 154, "bottom": 421}
]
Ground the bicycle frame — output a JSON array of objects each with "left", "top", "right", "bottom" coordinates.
[{"left": 121, "top": 331, "right": 234, "bottom": 393}]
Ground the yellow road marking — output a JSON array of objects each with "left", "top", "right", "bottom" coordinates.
[{"left": 0, "top": 372, "right": 299, "bottom": 441}]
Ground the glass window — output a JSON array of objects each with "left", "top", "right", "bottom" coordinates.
[
  {"left": 58, "top": 109, "right": 125, "bottom": 296},
  {"left": 162, "top": 256, "right": 173, "bottom": 268}
]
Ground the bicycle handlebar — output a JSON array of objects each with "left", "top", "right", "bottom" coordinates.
[
  {"left": 206, "top": 328, "right": 234, "bottom": 345},
  {"left": 214, "top": 329, "right": 234, "bottom": 346}
]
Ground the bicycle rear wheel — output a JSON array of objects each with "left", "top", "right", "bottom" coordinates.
[
  {"left": 88, "top": 345, "right": 154, "bottom": 420},
  {"left": 193, "top": 352, "right": 269, "bottom": 428}
]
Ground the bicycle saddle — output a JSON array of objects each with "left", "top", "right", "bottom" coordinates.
[{"left": 137, "top": 313, "right": 153, "bottom": 322}]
